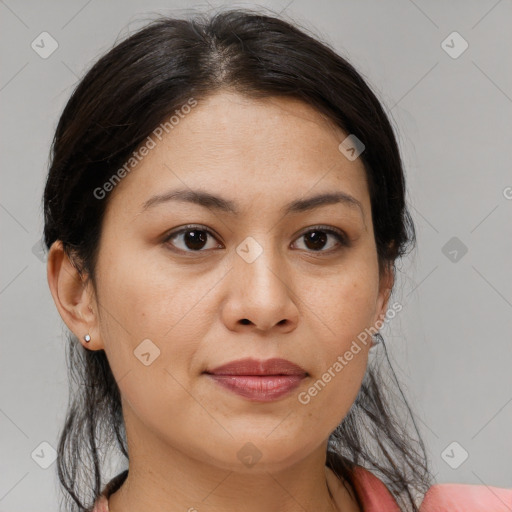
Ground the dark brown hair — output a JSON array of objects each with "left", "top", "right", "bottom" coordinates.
[{"left": 43, "top": 7, "right": 432, "bottom": 511}]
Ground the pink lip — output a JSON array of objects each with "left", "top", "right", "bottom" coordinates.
[
  {"left": 204, "top": 357, "right": 308, "bottom": 402},
  {"left": 206, "top": 357, "right": 307, "bottom": 376}
]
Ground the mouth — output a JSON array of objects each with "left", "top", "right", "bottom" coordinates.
[
  {"left": 205, "top": 357, "right": 308, "bottom": 376},
  {"left": 203, "top": 357, "right": 308, "bottom": 402}
]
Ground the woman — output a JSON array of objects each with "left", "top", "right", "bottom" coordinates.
[{"left": 43, "top": 8, "right": 512, "bottom": 512}]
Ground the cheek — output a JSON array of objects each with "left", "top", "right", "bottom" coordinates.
[
  {"left": 296, "top": 266, "right": 376, "bottom": 409},
  {"left": 297, "top": 339, "right": 368, "bottom": 438},
  {"left": 95, "top": 260, "right": 213, "bottom": 440},
  {"left": 305, "top": 264, "right": 379, "bottom": 346},
  {"left": 97, "top": 242, "right": 213, "bottom": 338},
  {"left": 95, "top": 249, "right": 216, "bottom": 392}
]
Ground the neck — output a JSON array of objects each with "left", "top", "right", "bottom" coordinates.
[{"left": 108, "top": 408, "right": 359, "bottom": 512}]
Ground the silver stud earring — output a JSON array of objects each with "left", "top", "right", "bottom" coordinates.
[
  {"left": 370, "top": 332, "right": 383, "bottom": 349},
  {"left": 84, "top": 334, "right": 91, "bottom": 343}
]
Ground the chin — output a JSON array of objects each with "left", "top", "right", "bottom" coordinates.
[{"left": 201, "top": 434, "right": 319, "bottom": 474}]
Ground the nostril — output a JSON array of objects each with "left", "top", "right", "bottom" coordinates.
[{"left": 240, "top": 319, "right": 251, "bottom": 325}]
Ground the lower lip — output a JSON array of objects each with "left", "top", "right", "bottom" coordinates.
[{"left": 206, "top": 374, "right": 305, "bottom": 402}]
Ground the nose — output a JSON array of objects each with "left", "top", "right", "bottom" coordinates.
[{"left": 220, "top": 243, "right": 299, "bottom": 334}]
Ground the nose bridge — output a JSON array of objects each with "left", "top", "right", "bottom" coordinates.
[
  {"left": 224, "top": 232, "right": 298, "bottom": 332},
  {"left": 234, "top": 233, "right": 288, "bottom": 300}
]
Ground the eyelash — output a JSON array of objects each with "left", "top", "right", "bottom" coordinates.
[{"left": 162, "top": 224, "right": 349, "bottom": 255}]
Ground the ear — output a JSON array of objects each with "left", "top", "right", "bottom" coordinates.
[
  {"left": 46, "top": 240, "right": 104, "bottom": 351},
  {"left": 373, "top": 260, "right": 395, "bottom": 327}
]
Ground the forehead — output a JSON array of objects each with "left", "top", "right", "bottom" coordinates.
[
  {"left": 105, "top": 91, "right": 370, "bottom": 219},
  {"left": 171, "top": 91, "right": 347, "bottom": 156}
]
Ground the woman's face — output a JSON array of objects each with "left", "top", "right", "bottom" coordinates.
[{"left": 81, "top": 91, "right": 392, "bottom": 471}]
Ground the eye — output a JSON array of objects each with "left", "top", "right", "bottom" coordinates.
[
  {"left": 163, "top": 224, "right": 349, "bottom": 254},
  {"left": 292, "top": 225, "right": 349, "bottom": 253},
  {"left": 163, "top": 225, "right": 222, "bottom": 253}
]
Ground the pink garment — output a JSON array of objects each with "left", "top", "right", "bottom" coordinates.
[
  {"left": 91, "top": 466, "right": 512, "bottom": 511},
  {"left": 91, "top": 495, "right": 108, "bottom": 512},
  {"left": 350, "top": 465, "right": 512, "bottom": 511}
]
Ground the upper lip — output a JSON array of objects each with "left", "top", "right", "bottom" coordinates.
[{"left": 205, "top": 357, "right": 307, "bottom": 376}]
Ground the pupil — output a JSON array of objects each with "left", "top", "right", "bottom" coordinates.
[
  {"left": 182, "top": 230, "right": 328, "bottom": 251},
  {"left": 185, "top": 230, "right": 207, "bottom": 250},
  {"left": 305, "top": 231, "right": 327, "bottom": 251}
]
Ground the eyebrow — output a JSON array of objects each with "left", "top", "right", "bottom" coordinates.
[{"left": 141, "top": 188, "right": 364, "bottom": 218}]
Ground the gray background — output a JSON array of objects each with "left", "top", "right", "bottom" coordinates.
[{"left": 1, "top": 0, "right": 511, "bottom": 510}]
